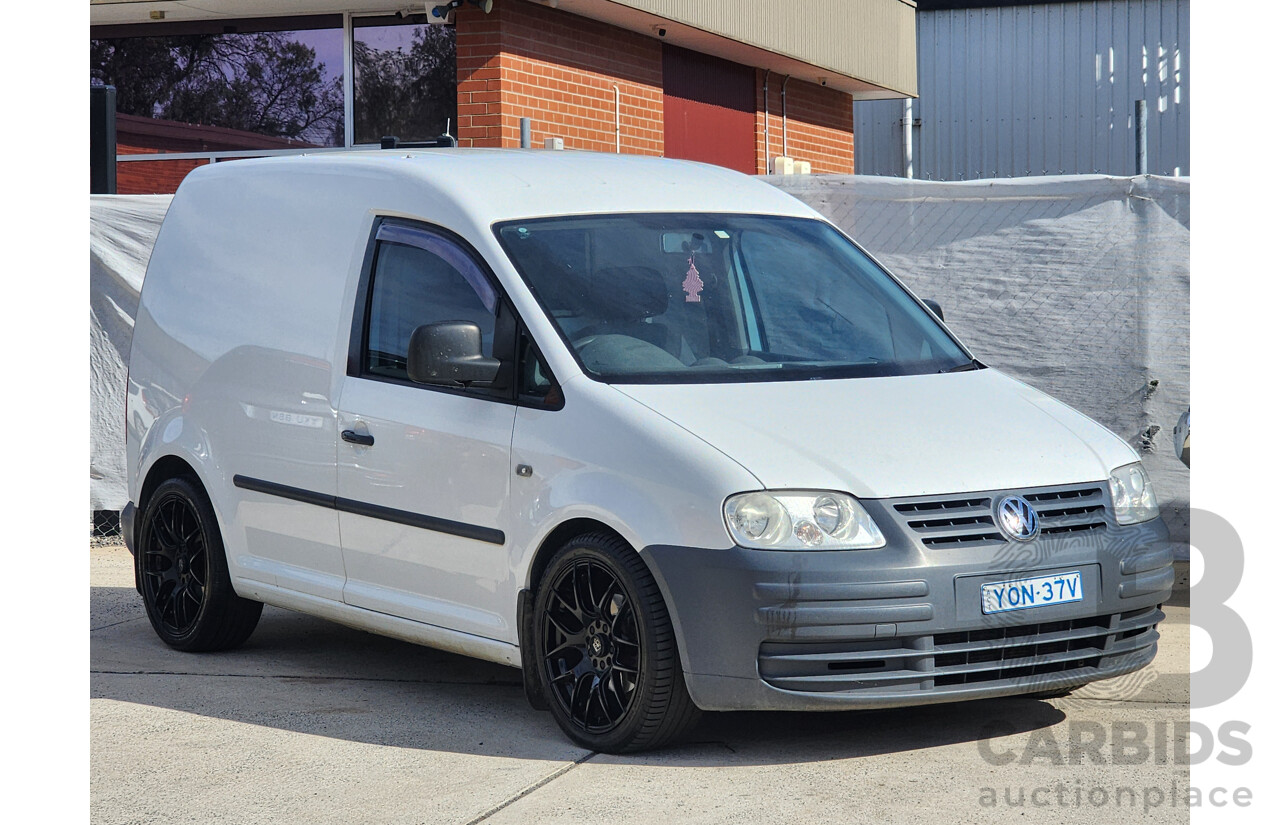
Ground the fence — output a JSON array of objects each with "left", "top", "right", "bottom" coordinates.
[{"left": 770, "top": 173, "right": 1190, "bottom": 557}]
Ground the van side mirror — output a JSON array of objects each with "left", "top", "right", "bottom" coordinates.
[
  {"left": 407, "top": 322, "right": 501, "bottom": 387},
  {"left": 923, "top": 299, "right": 945, "bottom": 321}
]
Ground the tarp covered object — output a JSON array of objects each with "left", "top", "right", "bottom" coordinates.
[
  {"left": 90, "top": 195, "right": 170, "bottom": 510},
  {"left": 89, "top": 176, "right": 1190, "bottom": 559},
  {"left": 771, "top": 174, "right": 1190, "bottom": 559}
]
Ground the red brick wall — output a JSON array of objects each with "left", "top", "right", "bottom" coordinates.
[
  {"left": 116, "top": 145, "right": 209, "bottom": 195},
  {"left": 455, "top": 1, "right": 663, "bottom": 154},
  {"left": 755, "top": 72, "right": 855, "bottom": 175},
  {"left": 458, "top": 1, "right": 854, "bottom": 173}
]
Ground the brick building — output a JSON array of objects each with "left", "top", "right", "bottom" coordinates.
[{"left": 91, "top": 1, "right": 918, "bottom": 192}]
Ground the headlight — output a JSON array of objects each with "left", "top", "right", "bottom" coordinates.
[
  {"left": 1109, "top": 462, "right": 1160, "bottom": 525},
  {"left": 724, "top": 491, "right": 886, "bottom": 550}
]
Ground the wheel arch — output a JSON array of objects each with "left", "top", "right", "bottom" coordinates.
[
  {"left": 132, "top": 453, "right": 208, "bottom": 592},
  {"left": 525, "top": 517, "right": 629, "bottom": 593},
  {"left": 138, "top": 454, "right": 202, "bottom": 516}
]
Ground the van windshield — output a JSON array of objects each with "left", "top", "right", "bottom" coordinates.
[{"left": 495, "top": 213, "right": 974, "bottom": 384}]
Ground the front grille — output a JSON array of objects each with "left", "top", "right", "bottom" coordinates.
[
  {"left": 932, "top": 615, "right": 1112, "bottom": 686},
  {"left": 757, "top": 606, "right": 1162, "bottom": 694},
  {"left": 891, "top": 483, "right": 1110, "bottom": 548}
]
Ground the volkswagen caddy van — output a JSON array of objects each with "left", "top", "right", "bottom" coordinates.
[{"left": 124, "top": 150, "right": 1173, "bottom": 753}]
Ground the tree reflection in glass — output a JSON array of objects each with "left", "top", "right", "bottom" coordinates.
[{"left": 353, "top": 20, "right": 457, "bottom": 145}]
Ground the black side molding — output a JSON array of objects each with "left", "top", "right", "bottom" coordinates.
[
  {"left": 232, "top": 474, "right": 505, "bottom": 545},
  {"left": 334, "top": 496, "right": 505, "bottom": 545},
  {"left": 233, "top": 475, "right": 336, "bottom": 509}
]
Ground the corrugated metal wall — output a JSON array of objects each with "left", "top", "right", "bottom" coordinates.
[{"left": 855, "top": 0, "right": 1189, "bottom": 179}]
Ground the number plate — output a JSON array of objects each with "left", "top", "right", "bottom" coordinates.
[{"left": 981, "top": 571, "right": 1083, "bottom": 614}]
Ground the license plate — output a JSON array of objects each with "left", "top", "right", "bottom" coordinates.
[{"left": 981, "top": 571, "right": 1083, "bottom": 614}]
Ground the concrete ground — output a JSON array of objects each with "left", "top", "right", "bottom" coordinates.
[{"left": 92, "top": 545, "right": 1190, "bottom": 824}]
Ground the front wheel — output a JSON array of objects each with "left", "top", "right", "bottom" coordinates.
[
  {"left": 533, "top": 533, "right": 701, "bottom": 753},
  {"left": 137, "top": 476, "right": 262, "bottom": 651}
]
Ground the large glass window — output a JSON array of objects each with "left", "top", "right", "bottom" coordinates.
[
  {"left": 364, "top": 227, "right": 498, "bottom": 383},
  {"left": 353, "top": 16, "right": 457, "bottom": 145},
  {"left": 91, "top": 14, "right": 459, "bottom": 151},
  {"left": 91, "top": 18, "right": 345, "bottom": 147},
  {"left": 497, "top": 214, "right": 974, "bottom": 383}
]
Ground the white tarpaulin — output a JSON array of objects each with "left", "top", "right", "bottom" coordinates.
[
  {"left": 90, "top": 195, "right": 170, "bottom": 510},
  {"left": 89, "top": 176, "right": 1189, "bottom": 559},
  {"left": 771, "top": 174, "right": 1190, "bottom": 559}
]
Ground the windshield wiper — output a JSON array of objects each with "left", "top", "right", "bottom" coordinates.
[{"left": 943, "top": 358, "right": 983, "bottom": 373}]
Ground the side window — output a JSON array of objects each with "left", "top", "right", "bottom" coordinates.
[{"left": 363, "top": 225, "right": 498, "bottom": 382}]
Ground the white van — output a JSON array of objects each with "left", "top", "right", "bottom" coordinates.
[{"left": 125, "top": 150, "right": 1173, "bottom": 753}]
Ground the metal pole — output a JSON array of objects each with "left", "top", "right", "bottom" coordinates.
[
  {"left": 520, "top": 117, "right": 532, "bottom": 148},
  {"left": 1135, "top": 99, "right": 1148, "bottom": 175},
  {"left": 90, "top": 85, "right": 117, "bottom": 194},
  {"left": 613, "top": 85, "right": 621, "bottom": 153},
  {"left": 902, "top": 97, "right": 914, "bottom": 179},
  {"left": 342, "top": 12, "right": 355, "bottom": 147},
  {"left": 762, "top": 69, "right": 770, "bottom": 173},
  {"left": 781, "top": 75, "right": 791, "bottom": 157}
]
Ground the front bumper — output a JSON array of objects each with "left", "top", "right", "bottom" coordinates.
[{"left": 641, "top": 496, "right": 1173, "bottom": 712}]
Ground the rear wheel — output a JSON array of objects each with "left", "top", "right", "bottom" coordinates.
[
  {"left": 138, "top": 476, "right": 262, "bottom": 651},
  {"left": 533, "top": 532, "right": 700, "bottom": 753}
]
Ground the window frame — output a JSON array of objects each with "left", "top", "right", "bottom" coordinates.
[{"left": 346, "top": 216, "right": 550, "bottom": 406}]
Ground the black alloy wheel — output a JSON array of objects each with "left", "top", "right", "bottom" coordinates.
[
  {"left": 533, "top": 533, "right": 700, "bottom": 752},
  {"left": 138, "top": 476, "right": 262, "bottom": 651},
  {"left": 142, "top": 490, "right": 209, "bottom": 636},
  {"left": 542, "top": 556, "right": 642, "bottom": 732}
]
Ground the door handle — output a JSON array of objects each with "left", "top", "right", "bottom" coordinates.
[{"left": 341, "top": 429, "right": 375, "bottom": 447}]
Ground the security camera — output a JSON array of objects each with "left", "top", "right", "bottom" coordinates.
[{"left": 429, "top": 0, "right": 493, "bottom": 24}]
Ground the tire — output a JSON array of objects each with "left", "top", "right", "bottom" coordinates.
[
  {"left": 137, "top": 476, "right": 262, "bottom": 652},
  {"left": 532, "top": 532, "right": 701, "bottom": 753}
]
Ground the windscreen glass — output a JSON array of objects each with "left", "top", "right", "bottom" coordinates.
[{"left": 496, "top": 214, "right": 972, "bottom": 383}]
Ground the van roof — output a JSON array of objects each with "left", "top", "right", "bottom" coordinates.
[{"left": 183, "top": 148, "right": 817, "bottom": 223}]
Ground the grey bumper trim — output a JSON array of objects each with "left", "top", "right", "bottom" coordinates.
[{"left": 640, "top": 509, "right": 1172, "bottom": 712}]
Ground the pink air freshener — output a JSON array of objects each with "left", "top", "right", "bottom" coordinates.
[{"left": 683, "top": 255, "right": 704, "bottom": 303}]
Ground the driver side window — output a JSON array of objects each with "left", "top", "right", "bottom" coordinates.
[{"left": 363, "top": 226, "right": 498, "bottom": 382}]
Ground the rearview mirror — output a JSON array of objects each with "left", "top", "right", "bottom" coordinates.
[
  {"left": 923, "top": 299, "right": 945, "bottom": 322},
  {"left": 407, "top": 321, "right": 501, "bottom": 387}
]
